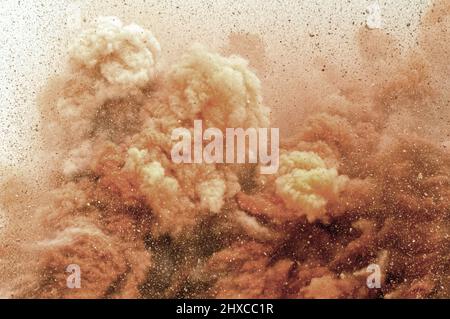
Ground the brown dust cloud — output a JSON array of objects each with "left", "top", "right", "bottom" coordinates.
[{"left": 0, "top": 0, "right": 449, "bottom": 298}]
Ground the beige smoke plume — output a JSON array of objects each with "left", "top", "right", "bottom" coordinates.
[{"left": 1, "top": 0, "right": 449, "bottom": 299}]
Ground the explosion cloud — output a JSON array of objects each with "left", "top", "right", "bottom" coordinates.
[{"left": 0, "top": 0, "right": 449, "bottom": 299}]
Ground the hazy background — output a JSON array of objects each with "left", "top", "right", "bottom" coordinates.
[{"left": 0, "top": 0, "right": 430, "bottom": 169}]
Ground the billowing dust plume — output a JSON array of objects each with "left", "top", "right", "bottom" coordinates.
[{"left": 0, "top": 1, "right": 449, "bottom": 298}]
